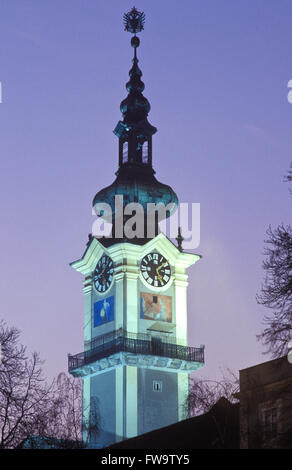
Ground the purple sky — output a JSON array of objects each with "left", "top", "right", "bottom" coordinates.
[{"left": 0, "top": 0, "right": 291, "bottom": 382}]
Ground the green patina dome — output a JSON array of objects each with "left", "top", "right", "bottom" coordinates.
[{"left": 92, "top": 167, "right": 178, "bottom": 219}]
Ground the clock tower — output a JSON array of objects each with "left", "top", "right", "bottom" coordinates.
[{"left": 68, "top": 8, "right": 204, "bottom": 448}]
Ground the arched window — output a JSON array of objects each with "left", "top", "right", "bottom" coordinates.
[
  {"left": 122, "top": 142, "right": 128, "bottom": 163},
  {"left": 142, "top": 140, "right": 148, "bottom": 163}
]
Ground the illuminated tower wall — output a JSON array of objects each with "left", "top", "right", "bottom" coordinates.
[{"left": 68, "top": 8, "right": 204, "bottom": 448}]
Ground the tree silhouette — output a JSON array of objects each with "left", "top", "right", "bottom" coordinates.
[
  {"left": 0, "top": 320, "right": 100, "bottom": 448},
  {"left": 257, "top": 164, "right": 292, "bottom": 358}
]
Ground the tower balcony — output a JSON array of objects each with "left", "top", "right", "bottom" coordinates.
[{"left": 68, "top": 328, "right": 204, "bottom": 377}]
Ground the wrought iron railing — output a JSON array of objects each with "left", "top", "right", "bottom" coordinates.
[{"left": 68, "top": 328, "right": 204, "bottom": 371}]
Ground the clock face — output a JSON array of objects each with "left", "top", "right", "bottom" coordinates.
[
  {"left": 140, "top": 252, "right": 171, "bottom": 288},
  {"left": 93, "top": 255, "right": 114, "bottom": 293}
]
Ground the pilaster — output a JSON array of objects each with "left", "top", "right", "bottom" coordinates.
[
  {"left": 126, "top": 366, "right": 138, "bottom": 438},
  {"left": 174, "top": 274, "right": 189, "bottom": 346},
  {"left": 83, "top": 279, "right": 93, "bottom": 350}
]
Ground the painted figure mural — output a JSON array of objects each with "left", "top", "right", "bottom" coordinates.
[{"left": 140, "top": 293, "right": 172, "bottom": 323}]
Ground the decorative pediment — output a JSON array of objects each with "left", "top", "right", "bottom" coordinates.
[
  {"left": 70, "top": 238, "right": 109, "bottom": 275},
  {"left": 70, "top": 232, "right": 201, "bottom": 276},
  {"left": 139, "top": 233, "right": 201, "bottom": 270}
]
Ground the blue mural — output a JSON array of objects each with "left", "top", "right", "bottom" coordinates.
[{"left": 94, "top": 296, "right": 114, "bottom": 327}]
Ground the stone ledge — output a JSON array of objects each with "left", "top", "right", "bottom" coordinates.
[{"left": 70, "top": 352, "right": 204, "bottom": 378}]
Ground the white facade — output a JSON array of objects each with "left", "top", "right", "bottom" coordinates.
[{"left": 69, "top": 233, "right": 204, "bottom": 447}]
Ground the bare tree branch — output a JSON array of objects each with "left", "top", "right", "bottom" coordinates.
[
  {"left": 0, "top": 320, "right": 100, "bottom": 448},
  {"left": 256, "top": 165, "right": 292, "bottom": 358},
  {"left": 184, "top": 370, "right": 239, "bottom": 448}
]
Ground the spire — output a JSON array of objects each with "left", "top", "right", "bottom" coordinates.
[
  {"left": 93, "top": 8, "right": 178, "bottom": 244},
  {"left": 114, "top": 7, "right": 157, "bottom": 170},
  {"left": 120, "top": 37, "right": 152, "bottom": 126}
]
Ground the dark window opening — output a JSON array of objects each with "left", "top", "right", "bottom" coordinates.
[{"left": 153, "top": 380, "right": 162, "bottom": 392}]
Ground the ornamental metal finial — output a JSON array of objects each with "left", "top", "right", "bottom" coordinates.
[
  {"left": 123, "top": 7, "right": 145, "bottom": 34},
  {"left": 176, "top": 227, "right": 184, "bottom": 252}
]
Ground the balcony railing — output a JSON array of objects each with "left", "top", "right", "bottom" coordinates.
[{"left": 68, "top": 328, "right": 204, "bottom": 371}]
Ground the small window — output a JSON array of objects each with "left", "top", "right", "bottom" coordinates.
[
  {"left": 263, "top": 408, "right": 277, "bottom": 438},
  {"left": 153, "top": 296, "right": 158, "bottom": 304},
  {"left": 142, "top": 141, "right": 148, "bottom": 163},
  {"left": 153, "top": 380, "right": 162, "bottom": 392},
  {"left": 122, "top": 142, "right": 128, "bottom": 163}
]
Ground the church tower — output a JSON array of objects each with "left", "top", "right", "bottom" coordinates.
[{"left": 68, "top": 8, "right": 204, "bottom": 448}]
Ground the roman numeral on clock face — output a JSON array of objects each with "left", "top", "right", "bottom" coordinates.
[
  {"left": 93, "top": 254, "right": 114, "bottom": 294},
  {"left": 140, "top": 252, "right": 171, "bottom": 288}
]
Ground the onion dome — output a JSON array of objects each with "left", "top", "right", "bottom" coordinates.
[
  {"left": 120, "top": 57, "right": 151, "bottom": 124},
  {"left": 93, "top": 167, "right": 178, "bottom": 220},
  {"left": 92, "top": 7, "right": 178, "bottom": 243}
]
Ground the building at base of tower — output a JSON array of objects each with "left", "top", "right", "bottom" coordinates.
[{"left": 68, "top": 7, "right": 204, "bottom": 449}]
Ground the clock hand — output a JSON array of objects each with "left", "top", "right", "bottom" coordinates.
[
  {"left": 156, "top": 262, "right": 168, "bottom": 281},
  {"left": 100, "top": 262, "right": 109, "bottom": 276},
  {"left": 157, "top": 262, "right": 168, "bottom": 272},
  {"left": 155, "top": 267, "right": 163, "bottom": 282}
]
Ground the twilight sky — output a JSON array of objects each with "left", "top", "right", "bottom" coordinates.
[{"left": 0, "top": 0, "right": 291, "bottom": 381}]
